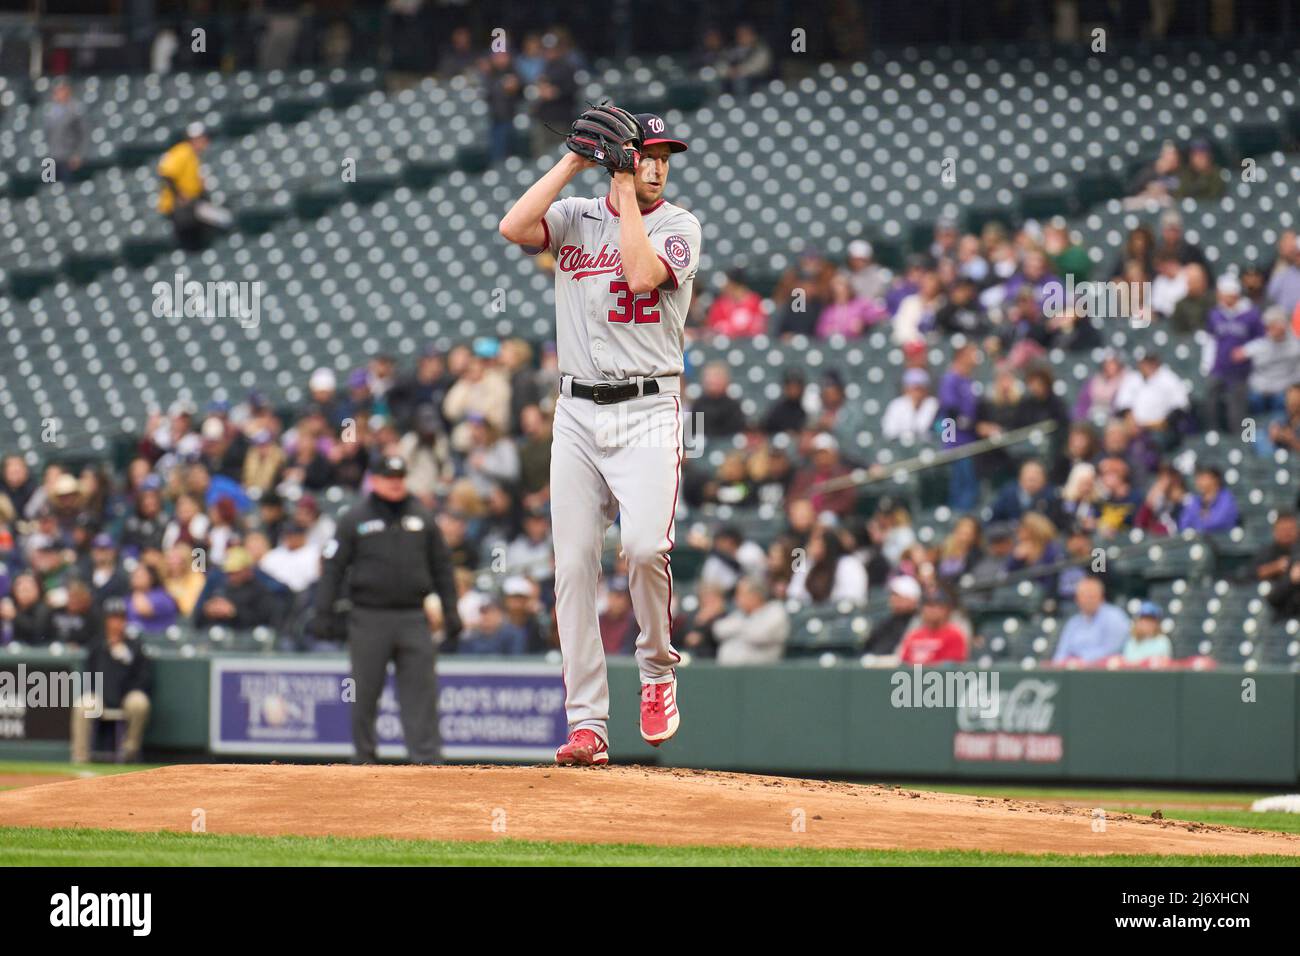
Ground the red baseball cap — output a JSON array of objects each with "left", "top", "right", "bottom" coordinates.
[{"left": 636, "top": 113, "right": 688, "bottom": 153}]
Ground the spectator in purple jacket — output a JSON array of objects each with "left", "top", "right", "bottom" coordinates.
[
  {"left": 884, "top": 254, "right": 927, "bottom": 316},
  {"left": 1073, "top": 350, "right": 1140, "bottom": 422},
  {"left": 816, "top": 273, "right": 886, "bottom": 338},
  {"left": 1206, "top": 273, "right": 1264, "bottom": 432},
  {"left": 1178, "top": 466, "right": 1239, "bottom": 534},
  {"left": 938, "top": 341, "right": 982, "bottom": 511},
  {"left": 1000, "top": 249, "right": 1061, "bottom": 308},
  {"left": 126, "top": 563, "right": 179, "bottom": 633}
]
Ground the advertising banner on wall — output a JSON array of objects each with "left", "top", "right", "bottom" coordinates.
[
  {"left": 209, "top": 657, "right": 567, "bottom": 760},
  {"left": 952, "top": 675, "right": 1065, "bottom": 764},
  {"left": 0, "top": 662, "right": 95, "bottom": 743}
]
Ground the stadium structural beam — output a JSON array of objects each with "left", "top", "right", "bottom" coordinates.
[{"left": 808, "top": 419, "right": 1061, "bottom": 496}]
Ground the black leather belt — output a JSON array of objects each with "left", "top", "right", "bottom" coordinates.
[{"left": 569, "top": 379, "right": 661, "bottom": 405}]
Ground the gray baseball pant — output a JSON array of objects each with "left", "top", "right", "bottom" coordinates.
[
  {"left": 549, "top": 387, "right": 684, "bottom": 744},
  {"left": 347, "top": 606, "right": 440, "bottom": 764}
]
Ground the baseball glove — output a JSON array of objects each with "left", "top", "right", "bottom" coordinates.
[{"left": 565, "top": 104, "right": 644, "bottom": 173}]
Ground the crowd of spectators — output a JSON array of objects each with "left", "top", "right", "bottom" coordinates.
[
  {"left": 16, "top": 60, "right": 1300, "bottom": 671},
  {"left": 677, "top": 209, "right": 1300, "bottom": 666},
  {"left": 13, "top": 0, "right": 1274, "bottom": 80},
  {"left": 4, "top": 205, "right": 1298, "bottom": 666},
  {"left": 0, "top": 337, "right": 569, "bottom": 655},
  {"left": 439, "top": 25, "right": 586, "bottom": 165},
  {"left": 1125, "top": 138, "right": 1228, "bottom": 206},
  {"left": 434, "top": 20, "right": 772, "bottom": 166},
  {"left": 693, "top": 24, "right": 775, "bottom": 97},
  {"left": 5, "top": 212, "right": 1300, "bottom": 667}
]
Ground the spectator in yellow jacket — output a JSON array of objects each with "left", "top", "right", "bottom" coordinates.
[{"left": 158, "top": 122, "right": 213, "bottom": 249}]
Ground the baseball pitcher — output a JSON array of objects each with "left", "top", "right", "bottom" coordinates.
[{"left": 499, "top": 105, "right": 700, "bottom": 765}]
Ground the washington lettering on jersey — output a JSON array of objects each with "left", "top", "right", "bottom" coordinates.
[
  {"left": 531, "top": 194, "right": 702, "bottom": 382},
  {"left": 556, "top": 243, "right": 623, "bottom": 279}
]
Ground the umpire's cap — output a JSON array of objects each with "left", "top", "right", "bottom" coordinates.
[
  {"left": 636, "top": 113, "right": 688, "bottom": 153},
  {"left": 372, "top": 455, "right": 408, "bottom": 478}
]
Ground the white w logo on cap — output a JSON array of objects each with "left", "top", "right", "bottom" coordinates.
[{"left": 647, "top": 117, "right": 665, "bottom": 133}]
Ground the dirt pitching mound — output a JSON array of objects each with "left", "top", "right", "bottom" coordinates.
[{"left": 0, "top": 764, "right": 1296, "bottom": 857}]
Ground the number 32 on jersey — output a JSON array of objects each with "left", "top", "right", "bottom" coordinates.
[{"left": 607, "top": 280, "right": 661, "bottom": 324}]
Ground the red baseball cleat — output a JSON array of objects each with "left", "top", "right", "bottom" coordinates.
[
  {"left": 555, "top": 728, "right": 609, "bottom": 766},
  {"left": 640, "top": 675, "right": 680, "bottom": 746}
]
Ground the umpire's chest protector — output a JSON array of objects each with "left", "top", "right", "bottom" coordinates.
[{"left": 343, "top": 504, "right": 439, "bottom": 607}]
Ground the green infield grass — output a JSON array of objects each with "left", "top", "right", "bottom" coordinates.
[
  {"left": 0, "top": 827, "right": 1297, "bottom": 867},
  {"left": 2, "top": 763, "right": 1297, "bottom": 864},
  {"left": 0, "top": 759, "right": 163, "bottom": 784}
]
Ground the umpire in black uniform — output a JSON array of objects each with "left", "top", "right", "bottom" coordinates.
[{"left": 314, "top": 455, "right": 463, "bottom": 763}]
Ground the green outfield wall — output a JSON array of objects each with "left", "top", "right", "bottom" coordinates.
[{"left": 2, "top": 653, "right": 1295, "bottom": 785}]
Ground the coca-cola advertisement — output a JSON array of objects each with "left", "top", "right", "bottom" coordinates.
[{"left": 953, "top": 677, "right": 1064, "bottom": 763}]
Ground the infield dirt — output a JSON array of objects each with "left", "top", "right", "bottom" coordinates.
[{"left": 0, "top": 764, "right": 1296, "bottom": 857}]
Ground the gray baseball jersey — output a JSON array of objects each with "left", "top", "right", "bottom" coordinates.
[
  {"left": 529, "top": 190, "right": 700, "bottom": 747},
  {"left": 530, "top": 194, "right": 702, "bottom": 381}
]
